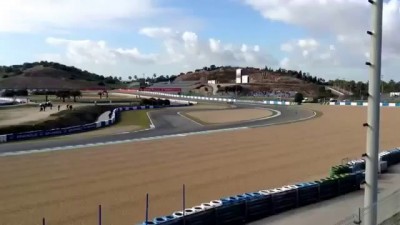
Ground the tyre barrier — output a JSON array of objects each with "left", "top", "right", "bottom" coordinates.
[{"left": 138, "top": 148, "right": 400, "bottom": 225}]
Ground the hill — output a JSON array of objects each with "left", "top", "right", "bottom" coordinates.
[
  {"left": 0, "top": 61, "right": 123, "bottom": 90},
  {"left": 174, "top": 66, "right": 327, "bottom": 97}
]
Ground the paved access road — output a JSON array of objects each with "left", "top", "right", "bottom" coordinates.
[
  {"left": 250, "top": 164, "right": 400, "bottom": 225},
  {"left": 0, "top": 102, "right": 316, "bottom": 155}
]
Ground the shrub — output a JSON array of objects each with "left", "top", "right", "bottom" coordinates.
[
  {"left": 294, "top": 92, "right": 304, "bottom": 105},
  {"left": 140, "top": 98, "right": 171, "bottom": 106},
  {"left": 140, "top": 98, "right": 153, "bottom": 105},
  {"left": 1, "top": 90, "right": 15, "bottom": 97}
]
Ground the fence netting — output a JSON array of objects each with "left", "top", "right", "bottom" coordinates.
[{"left": 334, "top": 189, "right": 400, "bottom": 225}]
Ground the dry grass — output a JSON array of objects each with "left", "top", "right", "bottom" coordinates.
[
  {"left": 1, "top": 105, "right": 400, "bottom": 225},
  {"left": 0, "top": 104, "right": 71, "bottom": 127}
]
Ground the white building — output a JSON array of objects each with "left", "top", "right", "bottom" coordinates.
[
  {"left": 235, "top": 69, "right": 250, "bottom": 84},
  {"left": 390, "top": 92, "right": 400, "bottom": 97}
]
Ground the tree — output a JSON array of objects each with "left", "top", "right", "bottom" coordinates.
[
  {"left": 210, "top": 65, "right": 216, "bottom": 70},
  {"left": 128, "top": 76, "right": 132, "bottom": 81},
  {"left": 56, "top": 90, "right": 71, "bottom": 102},
  {"left": 134, "top": 75, "right": 138, "bottom": 80},
  {"left": 1, "top": 90, "right": 15, "bottom": 97},
  {"left": 294, "top": 93, "right": 304, "bottom": 105},
  {"left": 70, "top": 90, "right": 82, "bottom": 102}
]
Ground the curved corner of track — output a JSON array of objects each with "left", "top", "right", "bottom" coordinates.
[{"left": 0, "top": 102, "right": 319, "bottom": 156}]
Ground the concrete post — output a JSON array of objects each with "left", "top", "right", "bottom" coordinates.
[{"left": 364, "top": 0, "right": 383, "bottom": 225}]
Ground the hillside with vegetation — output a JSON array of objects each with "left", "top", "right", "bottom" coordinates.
[
  {"left": 0, "top": 61, "right": 124, "bottom": 89},
  {"left": 174, "top": 65, "right": 329, "bottom": 97}
]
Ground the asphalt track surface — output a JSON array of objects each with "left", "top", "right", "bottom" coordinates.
[{"left": 0, "top": 102, "right": 315, "bottom": 155}]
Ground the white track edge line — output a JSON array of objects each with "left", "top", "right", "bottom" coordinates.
[
  {"left": 177, "top": 112, "right": 204, "bottom": 126},
  {"left": 147, "top": 111, "right": 156, "bottom": 129},
  {"left": 0, "top": 127, "right": 250, "bottom": 157}
]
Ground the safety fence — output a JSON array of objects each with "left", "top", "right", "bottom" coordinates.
[
  {"left": 130, "top": 148, "right": 400, "bottom": 225},
  {"left": 0, "top": 103, "right": 192, "bottom": 143},
  {"left": 334, "top": 168, "right": 400, "bottom": 225},
  {"left": 334, "top": 189, "right": 400, "bottom": 225},
  {"left": 125, "top": 90, "right": 296, "bottom": 106}
]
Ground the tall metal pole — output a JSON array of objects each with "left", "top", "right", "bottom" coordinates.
[{"left": 364, "top": 0, "right": 383, "bottom": 225}]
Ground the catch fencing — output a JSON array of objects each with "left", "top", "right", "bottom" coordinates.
[{"left": 335, "top": 188, "right": 400, "bottom": 225}]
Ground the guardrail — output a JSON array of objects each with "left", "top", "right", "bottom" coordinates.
[
  {"left": 137, "top": 148, "right": 400, "bottom": 225},
  {"left": 0, "top": 103, "right": 193, "bottom": 143}
]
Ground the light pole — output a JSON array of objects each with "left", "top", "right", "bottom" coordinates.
[{"left": 364, "top": 0, "right": 383, "bottom": 225}]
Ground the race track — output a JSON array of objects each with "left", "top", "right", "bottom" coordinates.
[{"left": 0, "top": 102, "right": 316, "bottom": 155}]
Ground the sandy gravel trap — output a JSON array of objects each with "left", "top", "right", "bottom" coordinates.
[{"left": 1, "top": 105, "right": 400, "bottom": 225}]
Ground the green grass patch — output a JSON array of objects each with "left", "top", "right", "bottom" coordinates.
[{"left": 115, "top": 110, "right": 151, "bottom": 129}]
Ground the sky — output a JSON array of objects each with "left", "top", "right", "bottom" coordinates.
[{"left": 0, "top": 0, "right": 399, "bottom": 81}]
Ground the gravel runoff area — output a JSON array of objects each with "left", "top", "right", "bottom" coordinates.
[
  {"left": 1, "top": 105, "right": 400, "bottom": 225},
  {"left": 0, "top": 104, "right": 72, "bottom": 127}
]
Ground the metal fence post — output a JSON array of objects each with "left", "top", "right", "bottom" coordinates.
[
  {"left": 145, "top": 193, "right": 149, "bottom": 225},
  {"left": 98, "top": 205, "right": 102, "bottom": 225},
  {"left": 183, "top": 184, "right": 186, "bottom": 225}
]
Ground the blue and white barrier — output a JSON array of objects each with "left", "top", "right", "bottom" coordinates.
[
  {"left": 0, "top": 135, "right": 6, "bottom": 143},
  {"left": 329, "top": 101, "right": 400, "bottom": 107}
]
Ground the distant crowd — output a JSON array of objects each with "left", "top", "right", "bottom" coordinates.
[{"left": 39, "top": 101, "right": 73, "bottom": 112}]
